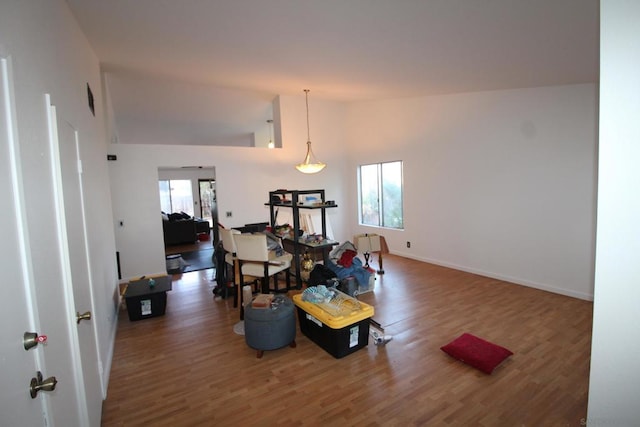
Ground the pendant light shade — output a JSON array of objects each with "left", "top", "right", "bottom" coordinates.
[{"left": 296, "top": 89, "right": 326, "bottom": 173}]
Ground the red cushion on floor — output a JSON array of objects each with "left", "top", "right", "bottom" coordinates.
[{"left": 441, "top": 333, "right": 513, "bottom": 374}]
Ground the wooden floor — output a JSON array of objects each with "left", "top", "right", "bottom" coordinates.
[{"left": 101, "top": 255, "right": 592, "bottom": 426}]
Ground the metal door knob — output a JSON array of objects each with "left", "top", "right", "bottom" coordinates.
[
  {"left": 30, "top": 371, "right": 57, "bottom": 398},
  {"left": 23, "top": 332, "right": 48, "bottom": 351},
  {"left": 76, "top": 311, "right": 92, "bottom": 324}
]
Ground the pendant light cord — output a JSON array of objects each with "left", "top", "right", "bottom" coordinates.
[{"left": 304, "top": 89, "right": 311, "bottom": 142}]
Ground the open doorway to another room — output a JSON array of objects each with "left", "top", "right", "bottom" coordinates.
[
  {"left": 198, "top": 178, "right": 218, "bottom": 244},
  {"left": 158, "top": 167, "right": 219, "bottom": 274}
]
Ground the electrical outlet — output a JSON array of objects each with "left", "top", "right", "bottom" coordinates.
[
  {"left": 226, "top": 211, "right": 232, "bottom": 218},
  {"left": 406, "top": 241, "right": 411, "bottom": 248}
]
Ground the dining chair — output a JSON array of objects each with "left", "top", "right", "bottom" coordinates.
[
  {"left": 218, "top": 227, "right": 246, "bottom": 307},
  {"left": 234, "top": 233, "right": 292, "bottom": 301}
]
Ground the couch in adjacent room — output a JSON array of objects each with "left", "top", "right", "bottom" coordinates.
[{"left": 162, "top": 212, "right": 197, "bottom": 246}]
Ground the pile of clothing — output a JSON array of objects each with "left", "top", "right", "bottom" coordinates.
[{"left": 326, "top": 241, "right": 372, "bottom": 288}]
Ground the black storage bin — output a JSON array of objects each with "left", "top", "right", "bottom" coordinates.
[
  {"left": 124, "top": 276, "right": 172, "bottom": 321},
  {"left": 295, "top": 307, "right": 371, "bottom": 358},
  {"left": 292, "top": 292, "right": 374, "bottom": 358}
]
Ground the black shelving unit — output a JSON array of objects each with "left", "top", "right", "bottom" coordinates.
[{"left": 267, "top": 189, "right": 338, "bottom": 288}]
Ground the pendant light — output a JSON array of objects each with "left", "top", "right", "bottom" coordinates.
[{"left": 296, "top": 89, "right": 326, "bottom": 173}]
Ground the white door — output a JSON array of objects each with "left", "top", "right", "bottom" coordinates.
[
  {"left": 49, "top": 104, "right": 103, "bottom": 426},
  {"left": 0, "top": 57, "right": 50, "bottom": 426}
]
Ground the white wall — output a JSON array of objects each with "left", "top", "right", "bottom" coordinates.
[
  {"left": 110, "top": 83, "right": 597, "bottom": 301},
  {"left": 106, "top": 71, "right": 276, "bottom": 147},
  {"left": 109, "top": 95, "right": 348, "bottom": 280},
  {"left": 345, "top": 84, "right": 598, "bottom": 300},
  {"left": 0, "top": 0, "right": 118, "bottom": 414},
  {"left": 588, "top": 0, "right": 640, "bottom": 423}
]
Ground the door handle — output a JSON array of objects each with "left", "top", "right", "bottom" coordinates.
[
  {"left": 76, "top": 311, "right": 92, "bottom": 324},
  {"left": 30, "top": 371, "right": 58, "bottom": 398},
  {"left": 23, "top": 332, "right": 48, "bottom": 351}
]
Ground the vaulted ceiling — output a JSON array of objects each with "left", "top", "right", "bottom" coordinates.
[{"left": 65, "top": 0, "right": 599, "bottom": 146}]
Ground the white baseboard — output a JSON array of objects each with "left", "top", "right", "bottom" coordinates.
[{"left": 390, "top": 251, "right": 594, "bottom": 302}]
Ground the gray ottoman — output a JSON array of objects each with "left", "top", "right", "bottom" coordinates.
[{"left": 244, "top": 295, "right": 296, "bottom": 358}]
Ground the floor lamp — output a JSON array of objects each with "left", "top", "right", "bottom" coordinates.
[{"left": 355, "top": 234, "right": 385, "bottom": 274}]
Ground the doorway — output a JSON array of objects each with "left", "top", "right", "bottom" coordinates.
[
  {"left": 199, "top": 178, "right": 219, "bottom": 245},
  {"left": 158, "top": 167, "right": 219, "bottom": 273}
]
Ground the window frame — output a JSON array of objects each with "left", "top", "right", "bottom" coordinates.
[
  {"left": 158, "top": 179, "right": 194, "bottom": 217},
  {"left": 357, "top": 160, "right": 404, "bottom": 230}
]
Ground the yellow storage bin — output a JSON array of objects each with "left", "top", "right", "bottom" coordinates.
[{"left": 293, "top": 291, "right": 374, "bottom": 358}]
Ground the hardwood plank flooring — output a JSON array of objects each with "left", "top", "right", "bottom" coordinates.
[{"left": 102, "top": 255, "right": 592, "bottom": 426}]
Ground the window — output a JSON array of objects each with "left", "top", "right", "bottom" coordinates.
[
  {"left": 158, "top": 179, "right": 194, "bottom": 216},
  {"left": 358, "top": 161, "right": 404, "bottom": 229}
]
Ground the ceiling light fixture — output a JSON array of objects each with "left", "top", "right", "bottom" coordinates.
[
  {"left": 296, "top": 89, "right": 326, "bottom": 173},
  {"left": 267, "top": 119, "right": 274, "bottom": 149}
]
